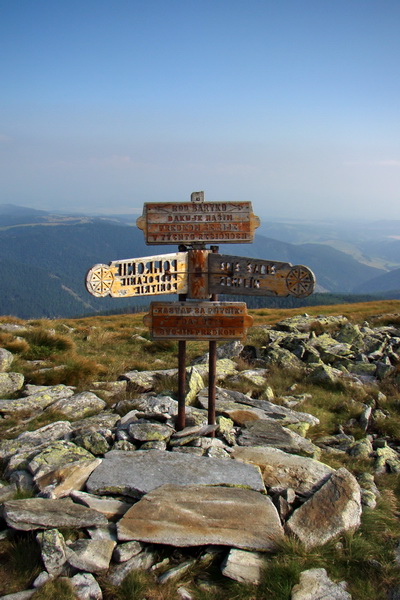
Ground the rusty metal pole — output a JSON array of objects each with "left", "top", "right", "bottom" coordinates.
[
  {"left": 208, "top": 246, "right": 219, "bottom": 433},
  {"left": 177, "top": 291, "right": 187, "bottom": 431}
]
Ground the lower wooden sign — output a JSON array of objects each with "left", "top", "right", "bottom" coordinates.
[{"left": 144, "top": 301, "right": 253, "bottom": 341}]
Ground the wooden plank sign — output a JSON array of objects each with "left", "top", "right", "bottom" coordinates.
[
  {"left": 85, "top": 252, "right": 188, "bottom": 298},
  {"left": 136, "top": 201, "right": 260, "bottom": 245},
  {"left": 208, "top": 254, "right": 316, "bottom": 298},
  {"left": 144, "top": 301, "right": 253, "bottom": 340}
]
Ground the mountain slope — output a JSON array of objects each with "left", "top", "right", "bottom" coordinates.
[
  {"left": 0, "top": 205, "right": 387, "bottom": 318},
  {"left": 355, "top": 266, "right": 400, "bottom": 294},
  {"left": 221, "top": 236, "right": 384, "bottom": 293}
]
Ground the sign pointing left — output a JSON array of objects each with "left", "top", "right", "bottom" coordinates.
[{"left": 85, "top": 252, "right": 188, "bottom": 298}]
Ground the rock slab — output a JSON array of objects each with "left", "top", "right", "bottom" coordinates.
[
  {"left": 118, "top": 484, "right": 284, "bottom": 551},
  {"left": 86, "top": 450, "right": 265, "bottom": 498},
  {"left": 285, "top": 468, "right": 361, "bottom": 548},
  {"left": 231, "top": 446, "right": 334, "bottom": 496},
  {"left": 3, "top": 498, "right": 108, "bottom": 531}
]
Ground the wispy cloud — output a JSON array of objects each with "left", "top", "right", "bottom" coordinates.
[
  {"left": 372, "top": 160, "right": 400, "bottom": 167},
  {"left": 345, "top": 159, "right": 400, "bottom": 167},
  {"left": 56, "top": 155, "right": 153, "bottom": 169}
]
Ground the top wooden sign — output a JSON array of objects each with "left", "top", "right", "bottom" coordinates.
[{"left": 136, "top": 199, "right": 260, "bottom": 246}]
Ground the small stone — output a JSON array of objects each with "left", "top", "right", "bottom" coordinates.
[
  {"left": 158, "top": 559, "right": 196, "bottom": 583},
  {"left": 74, "top": 432, "right": 110, "bottom": 455},
  {"left": 70, "top": 572, "right": 103, "bottom": 600},
  {"left": 291, "top": 567, "right": 351, "bottom": 600},
  {"left": 113, "top": 540, "right": 144, "bottom": 563},
  {"left": 36, "top": 528, "right": 68, "bottom": 576},
  {"left": 33, "top": 571, "right": 52, "bottom": 588},
  {"left": 0, "top": 348, "right": 14, "bottom": 372},
  {"left": 107, "top": 549, "right": 158, "bottom": 586},
  {"left": 67, "top": 539, "right": 116, "bottom": 573},
  {"left": 0, "top": 372, "right": 25, "bottom": 397},
  {"left": 128, "top": 422, "right": 174, "bottom": 443},
  {"left": 221, "top": 548, "right": 265, "bottom": 584}
]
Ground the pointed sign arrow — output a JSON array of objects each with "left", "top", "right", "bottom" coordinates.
[{"left": 208, "top": 254, "right": 315, "bottom": 298}]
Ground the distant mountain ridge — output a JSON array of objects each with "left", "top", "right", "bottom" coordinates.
[{"left": 0, "top": 203, "right": 391, "bottom": 319}]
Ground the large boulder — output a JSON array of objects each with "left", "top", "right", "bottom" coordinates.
[
  {"left": 231, "top": 446, "right": 334, "bottom": 496},
  {"left": 0, "top": 384, "right": 75, "bottom": 417},
  {"left": 45, "top": 391, "right": 106, "bottom": 419},
  {"left": 0, "top": 421, "right": 73, "bottom": 462},
  {"left": 276, "top": 315, "right": 348, "bottom": 333},
  {"left": 118, "top": 484, "right": 284, "bottom": 551},
  {"left": 86, "top": 449, "right": 265, "bottom": 498},
  {"left": 237, "top": 420, "right": 319, "bottom": 457},
  {"left": 285, "top": 468, "right": 362, "bottom": 548}
]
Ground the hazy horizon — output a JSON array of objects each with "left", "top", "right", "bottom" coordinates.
[{"left": 1, "top": 1, "right": 399, "bottom": 221}]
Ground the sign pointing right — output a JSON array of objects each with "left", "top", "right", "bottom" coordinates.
[{"left": 208, "top": 253, "right": 315, "bottom": 298}]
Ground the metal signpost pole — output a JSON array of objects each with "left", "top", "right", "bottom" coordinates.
[
  {"left": 208, "top": 245, "right": 219, "bottom": 434},
  {"left": 177, "top": 289, "right": 187, "bottom": 431}
]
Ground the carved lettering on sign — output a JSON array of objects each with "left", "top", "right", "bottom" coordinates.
[
  {"left": 85, "top": 253, "right": 188, "bottom": 298},
  {"left": 144, "top": 302, "right": 253, "bottom": 341},
  {"left": 137, "top": 202, "right": 260, "bottom": 245},
  {"left": 208, "top": 254, "right": 315, "bottom": 298}
]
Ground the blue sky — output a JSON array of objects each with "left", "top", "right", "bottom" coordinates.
[{"left": 1, "top": 0, "right": 400, "bottom": 220}]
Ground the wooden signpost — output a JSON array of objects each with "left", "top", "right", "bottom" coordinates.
[
  {"left": 136, "top": 194, "right": 260, "bottom": 246},
  {"left": 86, "top": 191, "right": 316, "bottom": 430},
  {"left": 144, "top": 301, "right": 253, "bottom": 341}
]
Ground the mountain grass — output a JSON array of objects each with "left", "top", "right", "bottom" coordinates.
[{"left": 0, "top": 534, "right": 42, "bottom": 596}]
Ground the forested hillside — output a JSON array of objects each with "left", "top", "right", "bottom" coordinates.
[{"left": 0, "top": 205, "right": 393, "bottom": 319}]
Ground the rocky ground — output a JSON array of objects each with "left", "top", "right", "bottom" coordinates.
[{"left": 0, "top": 313, "right": 399, "bottom": 599}]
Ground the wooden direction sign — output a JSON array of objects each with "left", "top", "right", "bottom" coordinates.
[
  {"left": 144, "top": 301, "right": 253, "bottom": 341},
  {"left": 208, "top": 254, "right": 315, "bottom": 298},
  {"left": 136, "top": 201, "right": 260, "bottom": 245},
  {"left": 85, "top": 252, "right": 188, "bottom": 298},
  {"left": 86, "top": 250, "right": 316, "bottom": 299}
]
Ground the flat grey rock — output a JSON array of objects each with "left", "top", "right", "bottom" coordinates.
[
  {"left": 0, "top": 591, "right": 36, "bottom": 600},
  {"left": 46, "top": 391, "right": 106, "bottom": 419},
  {"left": 0, "top": 421, "right": 73, "bottom": 462},
  {"left": 107, "top": 549, "right": 158, "bottom": 585},
  {"left": 118, "top": 484, "right": 283, "bottom": 551},
  {"left": 198, "top": 387, "right": 318, "bottom": 426},
  {"left": 237, "top": 420, "right": 319, "bottom": 457},
  {"left": 0, "top": 384, "right": 74, "bottom": 417},
  {"left": 3, "top": 498, "right": 108, "bottom": 531},
  {"left": 231, "top": 446, "right": 334, "bottom": 496},
  {"left": 67, "top": 539, "right": 116, "bottom": 573},
  {"left": 86, "top": 449, "right": 265, "bottom": 498}
]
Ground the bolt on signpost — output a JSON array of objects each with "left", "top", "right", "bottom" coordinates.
[{"left": 86, "top": 191, "right": 316, "bottom": 431}]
